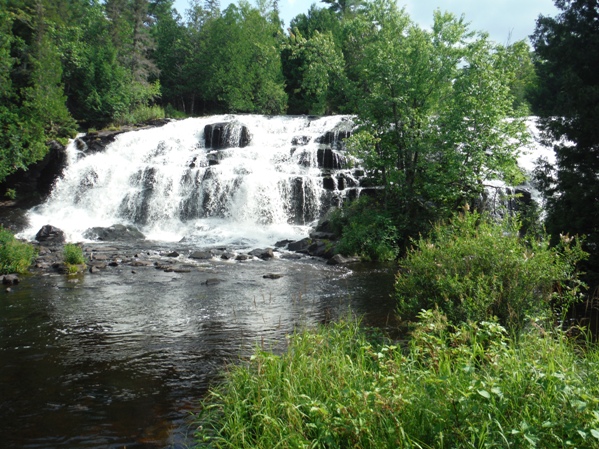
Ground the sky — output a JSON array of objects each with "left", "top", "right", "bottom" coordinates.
[{"left": 172, "top": 0, "right": 560, "bottom": 44}]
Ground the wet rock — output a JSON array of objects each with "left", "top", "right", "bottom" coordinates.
[
  {"left": 173, "top": 267, "right": 192, "bottom": 273},
  {"left": 166, "top": 251, "right": 179, "bottom": 258},
  {"left": 263, "top": 273, "right": 283, "bottom": 279},
  {"left": 235, "top": 254, "right": 250, "bottom": 261},
  {"left": 35, "top": 225, "right": 66, "bottom": 244},
  {"left": 249, "top": 248, "right": 274, "bottom": 260},
  {"left": 291, "top": 135, "right": 311, "bottom": 146},
  {"left": 326, "top": 254, "right": 361, "bottom": 265},
  {"left": 280, "top": 253, "right": 302, "bottom": 260},
  {"left": 189, "top": 251, "right": 212, "bottom": 260},
  {"left": 317, "top": 148, "right": 346, "bottom": 170},
  {"left": 309, "top": 231, "right": 336, "bottom": 241},
  {"left": 2, "top": 274, "right": 19, "bottom": 285},
  {"left": 275, "top": 239, "right": 293, "bottom": 248},
  {"left": 288, "top": 238, "right": 312, "bottom": 253},
  {"left": 221, "top": 252, "right": 235, "bottom": 260},
  {"left": 308, "top": 240, "right": 334, "bottom": 259},
  {"left": 89, "top": 266, "right": 101, "bottom": 274},
  {"left": 204, "top": 122, "right": 251, "bottom": 149},
  {"left": 83, "top": 224, "right": 145, "bottom": 242},
  {"left": 205, "top": 278, "right": 222, "bottom": 286},
  {"left": 130, "top": 260, "right": 153, "bottom": 267}
]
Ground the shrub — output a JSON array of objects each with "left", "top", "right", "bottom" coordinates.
[
  {"left": 0, "top": 227, "right": 36, "bottom": 274},
  {"left": 395, "top": 211, "right": 587, "bottom": 333},
  {"left": 331, "top": 196, "right": 399, "bottom": 261},
  {"left": 63, "top": 243, "right": 86, "bottom": 266}
]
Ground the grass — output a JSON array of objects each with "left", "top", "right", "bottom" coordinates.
[
  {"left": 0, "top": 226, "right": 36, "bottom": 274},
  {"left": 195, "top": 312, "right": 599, "bottom": 448},
  {"left": 63, "top": 243, "right": 86, "bottom": 273}
]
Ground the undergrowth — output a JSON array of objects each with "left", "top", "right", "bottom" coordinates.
[
  {"left": 0, "top": 227, "right": 36, "bottom": 274},
  {"left": 195, "top": 313, "right": 599, "bottom": 448}
]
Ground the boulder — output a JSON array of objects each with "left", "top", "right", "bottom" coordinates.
[
  {"left": 326, "top": 254, "right": 361, "bottom": 265},
  {"left": 288, "top": 238, "right": 312, "bottom": 253},
  {"left": 83, "top": 224, "right": 145, "bottom": 242},
  {"left": 308, "top": 240, "right": 335, "bottom": 259},
  {"left": 2, "top": 274, "right": 19, "bottom": 285},
  {"left": 249, "top": 248, "right": 274, "bottom": 260},
  {"left": 189, "top": 251, "right": 213, "bottom": 260},
  {"left": 205, "top": 278, "right": 222, "bottom": 286},
  {"left": 35, "top": 225, "right": 66, "bottom": 244},
  {"left": 263, "top": 273, "right": 283, "bottom": 279}
]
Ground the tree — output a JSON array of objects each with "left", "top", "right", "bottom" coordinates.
[
  {"left": 531, "top": 0, "right": 599, "bottom": 284},
  {"left": 320, "top": 0, "right": 364, "bottom": 18},
  {"left": 344, "top": 0, "right": 527, "bottom": 244}
]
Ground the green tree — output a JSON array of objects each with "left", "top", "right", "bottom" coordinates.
[
  {"left": 320, "top": 0, "right": 364, "bottom": 18},
  {"left": 282, "top": 29, "right": 344, "bottom": 114},
  {"left": 344, "top": 0, "right": 527, "bottom": 243},
  {"left": 531, "top": 0, "right": 599, "bottom": 285}
]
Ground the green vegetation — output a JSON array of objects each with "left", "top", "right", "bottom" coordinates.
[
  {"left": 196, "top": 313, "right": 599, "bottom": 448},
  {"left": 63, "top": 243, "right": 85, "bottom": 265},
  {"left": 530, "top": 0, "right": 599, "bottom": 286},
  {"left": 395, "top": 212, "right": 587, "bottom": 333},
  {"left": 0, "top": 227, "right": 36, "bottom": 274}
]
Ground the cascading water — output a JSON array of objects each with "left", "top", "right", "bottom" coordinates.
[{"left": 22, "top": 115, "right": 360, "bottom": 247}]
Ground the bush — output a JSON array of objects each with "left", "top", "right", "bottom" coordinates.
[
  {"left": 395, "top": 212, "right": 587, "bottom": 333},
  {"left": 196, "top": 315, "right": 599, "bottom": 448},
  {"left": 331, "top": 197, "right": 399, "bottom": 261},
  {"left": 63, "top": 243, "right": 86, "bottom": 266},
  {"left": 0, "top": 227, "right": 36, "bottom": 274}
]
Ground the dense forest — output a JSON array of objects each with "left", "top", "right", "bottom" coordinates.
[{"left": 1, "top": 0, "right": 598, "bottom": 288}]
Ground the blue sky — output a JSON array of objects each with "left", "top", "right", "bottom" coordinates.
[{"left": 172, "top": 0, "right": 560, "bottom": 44}]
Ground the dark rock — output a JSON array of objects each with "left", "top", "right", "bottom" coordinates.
[
  {"left": 173, "top": 267, "right": 192, "bottom": 273},
  {"left": 308, "top": 240, "right": 335, "bottom": 259},
  {"left": 249, "top": 248, "right": 274, "bottom": 260},
  {"left": 2, "top": 274, "right": 19, "bottom": 285},
  {"left": 35, "top": 225, "right": 66, "bottom": 244},
  {"left": 89, "top": 266, "right": 101, "bottom": 273},
  {"left": 288, "top": 238, "right": 312, "bottom": 253},
  {"left": 83, "top": 224, "right": 145, "bottom": 242},
  {"left": 317, "top": 148, "right": 347, "bottom": 170},
  {"left": 309, "top": 231, "right": 336, "bottom": 241},
  {"left": 275, "top": 239, "right": 293, "bottom": 248},
  {"left": 189, "top": 251, "right": 213, "bottom": 260},
  {"left": 166, "top": 251, "right": 180, "bottom": 257},
  {"left": 204, "top": 122, "right": 251, "bottom": 149},
  {"left": 291, "top": 136, "right": 311, "bottom": 146},
  {"left": 280, "top": 253, "right": 302, "bottom": 260},
  {"left": 0, "top": 140, "right": 68, "bottom": 206},
  {"left": 235, "top": 254, "right": 250, "bottom": 261},
  {"left": 327, "top": 254, "right": 361, "bottom": 265},
  {"left": 130, "top": 260, "right": 153, "bottom": 267},
  {"left": 108, "top": 260, "right": 120, "bottom": 267},
  {"left": 205, "top": 278, "right": 222, "bottom": 286},
  {"left": 322, "top": 176, "right": 336, "bottom": 191},
  {"left": 221, "top": 252, "right": 235, "bottom": 260},
  {"left": 263, "top": 273, "right": 283, "bottom": 279}
]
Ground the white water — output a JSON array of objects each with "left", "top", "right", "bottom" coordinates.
[{"left": 22, "top": 115, "right": 357, "bottom": 247}]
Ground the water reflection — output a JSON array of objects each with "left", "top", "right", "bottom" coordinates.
[{"left": 0, "top": 256, "right": 396, "bottom": 448}]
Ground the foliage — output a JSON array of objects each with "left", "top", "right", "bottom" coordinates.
[
  {"left": 196, "top": 315, "right": 599, "bottom": 448},
  {"left": 282, "top": 28, "right": 344, "bottom": 115},
  {"left": 344, "top": 0, "right": 529, "bottom": 244},
  {"left": 63, "top": 243, "right": 86, "bottom": 266},
  {"left": 330, "top": 196, "right": 399, "bottom": 261},
  {"left": 0, "top": 226, "right": 36, "bottom": 274},
  {"left": 395, "top": 212, "right": 587, "bottom": 333},
  {"left": 530, "top": 0, "right": 599, "bottom": 287}
]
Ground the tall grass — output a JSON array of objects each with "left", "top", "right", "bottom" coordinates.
[
  {"left": 196, "top": 313, "right": 599, "bottom": 448},
  {"left": 0, "top": 226, "right": 36, "bottom": 274}
]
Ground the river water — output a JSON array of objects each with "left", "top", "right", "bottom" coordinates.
[{"left": 0, "top": 247, "right": 396, "bottom": 448}]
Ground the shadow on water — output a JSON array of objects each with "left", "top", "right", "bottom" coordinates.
[{"left": 0, "top": 254, "right": 397, "bottom": 448}]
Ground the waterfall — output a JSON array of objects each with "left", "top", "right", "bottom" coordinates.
[{"left": 22, "top": 115, "right": 359, "bottom": 248}]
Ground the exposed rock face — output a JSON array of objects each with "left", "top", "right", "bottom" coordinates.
[
  {"left": 35, "top": 225, "right": 66, "bottom": 244},
  {"left": 204, "top": 122, "right": 251, "bottom": 149},
  {"left": 83, "top": 224, "right": 145, "bottom": 242},
  {"left": 0, "top": 141, "right": 68, "bottom": 205}
]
